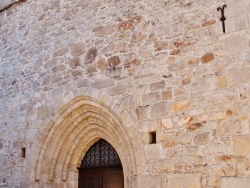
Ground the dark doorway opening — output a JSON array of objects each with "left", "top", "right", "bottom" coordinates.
[{"left": 78, "top": 139, "right": 124, "bottom": 188}]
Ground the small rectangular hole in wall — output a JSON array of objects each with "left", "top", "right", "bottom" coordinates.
[
  {"left": 21, "top": 148, "right": 26, "bottom": 158},
  {"left": 149, "top": 131, "right": 157, "bottom": 144}
]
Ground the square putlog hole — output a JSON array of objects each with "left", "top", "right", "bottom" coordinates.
[
  {"left": 21, "top": 148, "right": 26, "bottom": 158},
  {"left": 149, "top": 131, "right": 157, "bottom": 144}
]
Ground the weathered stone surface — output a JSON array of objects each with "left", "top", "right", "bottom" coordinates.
[
  {"left": 118, "top": 16, "right": 142, "bottom": 31},
  {"left": 69, "top": 58, "right": 81, "bottom": 69},
  {"left": 70, "top": 42, "right": 86, "bottom": 57},
  {"left": 85, "top": 47, "right": 97, "bottom": 64},
  {"left": 137, "top": 175, "right": 162, "bottom": 188},
  {"left": 106, "top": 84, "right": 127, "bottom": 96},
  {"left": 76, "top": 79, "right": 89, "bottom": 88},
  {"left": 171, "top": 100, "right": 191, "bottom": 112},
  {"left": 107, "top": 56, "right": 121, "bottom": 68},
  {"left": 92, "top": 25, "right": 115, "bottom": 37},
  {"left": 37, "top": 107, "right": 49, "bottom": 119},
  {"left": 201, "top": 52, "right": 214, "bottom": 63},
  {"left": 97, "top": 58, "right": 107, "bottom": 71},
  {"left": 194, "top": 132, "right": 211, "bottom": 145},
  {"left": 162, "top": 89, "right": 172, "bottom": 100},
  {"left": 233, "top": 136, "right": 250, "bottom": 154},
  {"left": 105, "top": 67, "right": 122, "bottom": 78},
  {"left": 136, "top": 106, "right": 150, "bottom": 120},
  {"left": 167, "top": 174, "right": 201, "bottom": 188},
  {"left": 92, "top": 79, "right": 114, "bottom": 89},
  {"left": 144, "top": 144, "right": 164, "bottom": 161},
  {"left": 228, "top": 67, "right": 250, "bottom": 86},
  {"left": 220, "top": 177, "right": 250, "bottom": 188},
  {"left": 0, "top": 0, "right": 250, "bottom": 187},
  {"left": 151, "top": 102, "right": 170, "bottom": 117},
  {"left": 149, "top": 81, "right": 165, "bottom": 91},
  {"left": 142, "top": 91, "right": 161, "bottom": 106}
]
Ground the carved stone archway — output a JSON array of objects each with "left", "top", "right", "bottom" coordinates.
[{"left": 29, "top": 96, "right": 137, "bottom": 188}]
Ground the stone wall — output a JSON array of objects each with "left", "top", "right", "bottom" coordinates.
[{"left": 0, "top": 0, "right": 250, "bottom": 187}]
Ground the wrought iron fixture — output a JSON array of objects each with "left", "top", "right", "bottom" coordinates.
[{"left": 217, "top": 4, "right": 227, "bottom": 33}]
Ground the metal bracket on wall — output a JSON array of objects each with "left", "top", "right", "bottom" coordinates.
[{"left": 217, "top": 4, "right": 227, "bottom": 33}]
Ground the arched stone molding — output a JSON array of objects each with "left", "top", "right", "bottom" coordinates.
[{"left": 30, "top": 96, "right": 137, "bottom": 187}]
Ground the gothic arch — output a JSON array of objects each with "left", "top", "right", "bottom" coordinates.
[{"left": 31, "top": 96, "right": 137, "bottom": 187}]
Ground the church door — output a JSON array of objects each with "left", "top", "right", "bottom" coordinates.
[{"left": 78, "top": 139, "right": 124, "bottom": 188}]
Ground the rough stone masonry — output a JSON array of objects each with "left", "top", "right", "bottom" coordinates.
[{"left": 0, "top": 0, "right": 250, "bottom": 187}]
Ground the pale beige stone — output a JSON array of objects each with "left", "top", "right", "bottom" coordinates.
[
  {"left": 220, "top": 177, "right": 250, "bottom": 188},
  {"left": 229, "top": 67, "right": 250, "bottom": 86},
  {"left": 144, "top": 144, "right": 164, "bottom": 161},
  {"left": 167, "top": 174, "right": 201, "bottom": 188},
  {"left": 161, "top": 118, "right": 174, "bottom": 129},
  {"left": 142, "top": 91, "right": 161, "bottom": 106},
  {"left": 70, "top": 42, "right": 86, "bottom": 57},
  {"left": 151, "top": 101, "right": 170, "bottom": 117},
  {"left": 233, "top": 136, "right": 250, "bottom": 154}
]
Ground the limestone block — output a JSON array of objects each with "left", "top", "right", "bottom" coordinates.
[
  {"left": 168, "top": 61, "right": 187, "bottom": 71},
  {"left": 97, "top": 58, "right": 107, "bottom": 71},
  {"left": 225, "top": 35, "right": 247, "bottom": 54},
  {"left": 92, "top": 79, "right": 114, "bottom": 89},
  {"left": 105, "top": 67, "right": 122, "bottom": 78},
  {"left": 52, "top": 86, "right": 64, "bottom": 97},
  {"left": 136, "top": 106, "right": 150, "bottom": 120},
  {"left": 76, "top": 79, "right": 89, "bottom": 88},
  {"left": 233, "top": 136, "right": 250, "bottom": 154},
  {"left": 26, "top": 129, "right": 38, "bottom": 139},
  {"left": 151, "top": 101, "right": 170, "bottom": 118},
  {"left": 70, "top": 42, "right": 86, "bottom": 57},
  {"left": 106, "top": 84, "right": 127, "bottom": 96},
  {"left": 171, "top": 99, "right": 191, "bottom": 112},
  {"left": 118, "top": 16, "right": 142, "bottom": 31},
  {"left": 85, "top": 47, "right": 97, "bottom": 64},
  {"left": 142, "top": 91, "right": 161, "bottom": 106},
  {"left": 161, "top": 118, "right": 174, "bottom": 129},
  {"left": 194, "top": 132, "right": 211, "bottom": 145},
  {"left": 144, "top": 144, "right": 164, "bottom": 161},
  {"left": 120, "top": 95, "right": 135, "bottom": 109},
  {"left": 167, "top": 174, "right": 201, "bottom": 188},
  {"left": 235, "top": 15, "right": 247, "bottom": 30},
  {"left": 201, "top": 52, "right": 214, "bottom": 64},
  {"left": 229, "top": 67, "right": 250, "bottom": 86},
  {"left": 162, "top": 89, "right": 172, "bottom": 100},
  {"left": 92, "top": 25, "right": 115, "bottom": 37},
  {"left": 53, "top": 47, "right": 68, "bottom": 57},
  {"left": 37, "top": 107, "right": 50, "bottom": 119},
  {"left": 220, "top": 177, "right": 250, "bottom": 188},
  {"left": 137, "top": 175, "right": 162, "bottom": 188},
  {"left": 107, "top": 56, "right": 121, "bottom": 68}
]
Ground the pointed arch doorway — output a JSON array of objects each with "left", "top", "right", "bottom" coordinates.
[{"left": 78, "top": 139, "right": 124, "bottom": 188}]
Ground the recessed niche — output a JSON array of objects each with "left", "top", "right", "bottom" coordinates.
[
  {"left": 21, "top": 148, "right": 26, "bottom": 158},
  {"left": 149, "top": 131, "right": 157, "bottom": 144}
]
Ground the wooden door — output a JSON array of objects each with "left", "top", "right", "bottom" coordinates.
[
  {"left": 103, "top": 169, "right": 123, "bottom": 188},
  {"left": 79, "top": 169, "right": 123, "bottom": 188},
  {"left": 78, "top": 171, "right": 102, "bottom": 188},
  {"left": 78, "top": 139, "right": 124, "bottom": 188}
]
